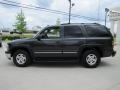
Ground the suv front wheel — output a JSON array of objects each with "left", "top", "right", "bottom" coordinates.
[
  {"left": 81, "top": 50, "right": 101, "bottom": 68},
  {"left": 13, "top": 50, "right": 31, "bottom": 67}
]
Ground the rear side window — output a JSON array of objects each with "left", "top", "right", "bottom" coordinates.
[
  {"left": 64, "top": 26, "right": 83, "bottom": 38},
  {"left": 84, "top": 25, "right": 110, "bottom": 37}
]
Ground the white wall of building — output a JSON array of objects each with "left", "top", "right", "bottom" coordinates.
[{"left": 109, "top": 7, "right": 120, "bottom": 36}]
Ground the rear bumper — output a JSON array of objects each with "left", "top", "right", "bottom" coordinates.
[
  {"left": 112, "top": 51, "right": 116, "bottom": 57},
  {"left": 102, "top": 48, "right": 116, "bottom": 57},
  {"left": 5, "top": 51, "right": 12, "bottom": 60}
]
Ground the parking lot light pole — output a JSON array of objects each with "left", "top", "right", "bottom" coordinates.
[
  {"left": 68, "top": 0, "right": 74, "bottom": 24},
  {"left": 68, "top": 0, "right": 71, "bottom": 24},
  {"left": 105, "top": 8, "right": 109, "bottom": 26}
]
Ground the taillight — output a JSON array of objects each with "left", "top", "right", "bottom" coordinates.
[
  {"left": 112, "top": 39, "right": 116, "bottom": 48},
  {"left": 112, "top": 41, "right": 114, "bottom": 48}
]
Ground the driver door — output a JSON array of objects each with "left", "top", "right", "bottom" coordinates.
[{"left": 33, "top": 26, "right": 63, "bottom": 58}]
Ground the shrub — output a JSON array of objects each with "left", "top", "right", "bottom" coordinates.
[
  {"left": 2, "top": 35, "right": 20, "bottom": 40},
  {"left": 2, "top": 34, "right": 33, "bottom": 41}
]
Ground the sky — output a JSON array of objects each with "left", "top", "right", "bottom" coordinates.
[{"left": 0, "top": 0, "right": 120, "bottom": 30}]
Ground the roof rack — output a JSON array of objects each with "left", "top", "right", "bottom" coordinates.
[
  {"left": 61, "top": 23, "right": 84, "bottom": 25},
  {"left": 61, "top": 23, "right": 100, "bottom": 25},
  {"left": 60, "top": 23, "right": 102, "bottom": 26},
  {"left": 61, "top": 23, "right": 70, "bottom": 25}
]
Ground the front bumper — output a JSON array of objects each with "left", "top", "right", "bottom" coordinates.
[{"left": 5, "top": 51, "right": 12, "bottom": 60}]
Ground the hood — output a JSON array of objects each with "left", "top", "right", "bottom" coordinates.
[{"left": 9, "top": 38, "right": 35, "bottom": 45}]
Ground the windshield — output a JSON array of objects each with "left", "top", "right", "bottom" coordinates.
[
  {"left": 33, "top": 31, "right": 40, "bottom": 38},
  {"left": 33, "top": 27, "right": 47, "bottom": 39}
]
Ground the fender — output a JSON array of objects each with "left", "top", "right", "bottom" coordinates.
[
  {"left": 78, "top": 44, "right": 104, "bottom": 57},
  {"left": 10, "top": 44, "right": 35, "bottom": 60}
]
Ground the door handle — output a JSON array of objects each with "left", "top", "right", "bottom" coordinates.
[
  {"left": 56, "top": 41, "right": 62, "bottom": 45},
  {"left": 56, "top": 41, "right": 60, "bottom": 44}
]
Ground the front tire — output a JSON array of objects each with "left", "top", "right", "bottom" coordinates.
[
  {"left": 13, "top": 50, "right": 31, "bottom": 67},
  {"left": 81, "top": 50, "right": 101, "bottom": 68}
]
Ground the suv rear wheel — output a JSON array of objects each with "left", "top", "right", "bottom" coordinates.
[
  {"left": 81, "top": 50, "right": 101, "bottom": 68},
  {"left": 13, "top": 50, "right": 31, "bottom": 67}
]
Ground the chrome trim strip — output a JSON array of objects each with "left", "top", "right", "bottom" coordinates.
[
  {"left": 63, "top": 52, "right": 77, "bottom": 53},
  {"left": 34, "top": 52, "right": 61, "bottom": 54},
  {"left": 34, "top": 52, "right": 77, "bottom": 54}
]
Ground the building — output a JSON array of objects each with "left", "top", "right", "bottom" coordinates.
[{"left": 109, "top": 7, "right": 120, "bottom": 36}]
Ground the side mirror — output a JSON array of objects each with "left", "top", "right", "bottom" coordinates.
[{"left": 36, "top": 34, "right": 45, "bottom": 40}]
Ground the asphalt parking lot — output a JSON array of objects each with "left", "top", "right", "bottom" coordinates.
[{"left": 0, "top": 42, "right": 120, "bottom": 90}]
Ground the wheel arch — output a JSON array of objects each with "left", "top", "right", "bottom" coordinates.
[
  {"left": 79, "top": 46, "right": 103, "bottom": 58},
  {"left": 11, "top": 46, "right": 34, "bottom": 60}
]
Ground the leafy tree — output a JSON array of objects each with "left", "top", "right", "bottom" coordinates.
[
  {"left": 14, "top": 10, "right": 27, "bottom": 33},
  {"left": 56, "top": 18, "right": 60, "bottom": 25},
  {"left": 52, "top": 18, "right": 61, "bottom": 34}
]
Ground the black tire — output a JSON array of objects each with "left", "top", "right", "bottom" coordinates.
[
  {"left": 81, "top": 50, "right": 101, "bottom": 68},
  {"left": 13, "top": 50, "right": 31, "bottom": 67}
]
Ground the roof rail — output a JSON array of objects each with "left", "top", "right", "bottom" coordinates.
[
  {"left": 61, "top": 23, "right": 84, "bottom": 25},
  {"left": 61, "top": 23, "right": 70, "bottom": 25},
  {"left": 61, "top": 23, "right": 101, "bottom": 25}
]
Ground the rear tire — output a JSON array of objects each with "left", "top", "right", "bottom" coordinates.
[
  {"left": 81, "top": 50, "right": 101, "bottom": 68},
  {"left": 13, "top": 50, "right": 31, "bottom": 67}
]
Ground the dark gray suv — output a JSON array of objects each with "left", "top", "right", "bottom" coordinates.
[{"left": 5, "top": 23, "right": 116, "bottom": 68}]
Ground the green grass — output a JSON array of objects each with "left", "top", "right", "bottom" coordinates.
[{"left": 20, "top": 34, "right": 34, "bottom": 38}]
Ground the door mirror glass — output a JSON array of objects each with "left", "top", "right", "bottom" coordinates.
[{"left": 36, "top": 33, "right": 46, "bottom": 40}]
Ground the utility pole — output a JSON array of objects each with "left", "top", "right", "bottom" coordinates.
[{"left": 68, "top": 0, "right": 74, "bottom": 24}]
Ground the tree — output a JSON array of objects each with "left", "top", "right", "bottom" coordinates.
[
  {"left": 56, "top": 18, "right": 60, "bottom": 25},
  {"left": 14, "top": 10, "right": 27, "bottom": 33},
  {"left": 52, "top": 18, "right": 61, "bottom": 34}
]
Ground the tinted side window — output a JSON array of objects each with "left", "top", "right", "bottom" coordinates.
[
  {"left": 64, "top": 26, "right": 83, "bottom": 38},
  {"left": 84, "top": 25, "right": 110, "bottom": 37},
  {"left": 40, "top": 26, "right": 60, "bottom": 39},
  {"left": 46, "top": 27, "right": 60, "bottom": 38}
]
